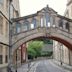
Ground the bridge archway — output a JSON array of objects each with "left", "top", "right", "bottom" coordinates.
[
  {"left": 12, "top": 34, "right": 72, "bottom": 56},
  {"left": 11, "top": 26, "right": 72, "bottom": 55},
  {"left": 11, "top": 34, "right": 72, "bottom": 69},
  {"left": 10, "top": 6, "right": 72, "bottom": 71}
]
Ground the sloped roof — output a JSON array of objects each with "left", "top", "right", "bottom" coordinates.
[
  {"left": 12, "top": 5, "right": 57, "bottom": 22},
  {"left": 57, "top": 14, "right": 72, "bottom": 22},
  {"left": 12, "top": 5, "right": 72, "bottom": 22},
  {"left": 12, "top": 13, "right": 38, "bottom": 22}
]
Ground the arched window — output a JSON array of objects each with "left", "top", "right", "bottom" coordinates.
[
  {"left": 5, "top": 21, "right": 9, "bottom": 36},
  {"left": 22, "top": 20, "right": 29, "bottom": 31},
  {"left": 59, "top": 19, "right": 63, "bottom": 28},
  {"left": 0, "top": 44, "right": 3, "bottom": 64},
  {"left": 16, "top": 22, "right": 21, "bottom": 33},
  {"left": 45, "top": 13, "right": 50, "bottom": 27},
  {"left": 31, "top": 18, "right": 36, "bottom": 29},
  {"left": 0, "top": 16, "right": 3, "bottom": 34},
  {"left": 65, "top": 22, "right": 69, "bottom": 30},
  {"left": 40, "top": 17, "right": 44, "bottom": 27}
]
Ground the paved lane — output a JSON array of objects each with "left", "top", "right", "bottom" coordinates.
[
  {"left": 17, "top": 59, "right": 71, "bottom": 72},
  {"left": 35, "top": 60, "right": 71, "bottom": 72}
]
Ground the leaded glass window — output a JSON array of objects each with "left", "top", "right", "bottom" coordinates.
[
  {"left": 16, "top": 22, "right": 21, "bottom": 33},
  {"left": 31, "top": 18, "right": 36, "bottom": 28},
  {"left": 45, "top": 13, "right": 50, "bottom": 27},
  {"left": 65, "top": 22, "right": 69, "bottom": 30},
  {"left": 59, "top": 19, "right": 63, "bottom": 28},
  {"left": 40, "top": 18, "right": 44, "bottom": 27},
  {"left": 0, "top": 16, "right": 3, "bottom": 34},
  {"left": 22, "top": 20, "right": 29, "bottom": 31},
  {"left": 0, "top": 55, "right": 3, "bottom": 64}
]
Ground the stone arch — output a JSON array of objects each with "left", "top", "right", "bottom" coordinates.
[
  {"left": 48, "top": 36, "right": 72, "bottom": 50},
  {"left": 12, "top": 34, "right": 72, "bottom": 55}
]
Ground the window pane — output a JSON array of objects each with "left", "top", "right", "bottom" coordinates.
[
  {"left": 32, "top": 19, "right": 36, "bottom": 28},
  {"left": 10, "top": 5, "right": 14, "bottom": 18},
  {"left": 65, "top": 22, "right": 69, "bottom": 30},
  {"left": 5, "top": 46, "right": 8, "bottom": 55},
  {"left": 47, "top": 22, "right": 50, "bottom": 27},
  {"left": 31, "top": 24, "right": 34, "bottom": 29},
  {"left": 6, "top": 0, "right": 9, "bottom": 12},
  {"left": 5, "top": 55, "right": 8, "bottom": 63},
  {"left": 17, "top": 27, "right": 20, "bottom": 33},
  {"left": 0, "top": 55, "right": 3, "bottom": 64},
  {"left": 0, "top": 16, "right": 3, "bottom": 34},
  {"left": 45, "top": 13, "right": 50, "bottom": 27},
  {"left": 41, "top": 18, "right": 43, "bottom": 27},
  {"left": 6, "top": 21, "right": 9, "bottom": 36},
  {"left": 59, "top": 20, "right": 63, "bottom": 28},
  {"left": 0, "top": 44, "right": 3, "bottom": 54},
  {"left": 23, "top": 21, "right": 29, "bottom": 30},
  {"left": 16, "top": 23, "right": 21, "bottom": 33},
  {"left": 22, "top": 25, "right": 28, "bottom": 31}
]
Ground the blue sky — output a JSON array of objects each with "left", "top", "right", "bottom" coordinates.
[{"left": 19, "top": 0, "right": 67, "bottom": 16}]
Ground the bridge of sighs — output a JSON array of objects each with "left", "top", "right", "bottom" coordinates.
[{"left": 10, "top": 5, "right": 72, "bottom": 71}]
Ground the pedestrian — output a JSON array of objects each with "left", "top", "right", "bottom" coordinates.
[
  {"left": 61, "top": 62, "right": 62, "bottom": 65},
  {"left": 7, "top": 66, "right": 12, "bottom": 72}
]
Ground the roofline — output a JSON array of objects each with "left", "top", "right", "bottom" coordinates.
[
  {"left": 12, "top": 13, "right": 38, "bottom": 22},
  {"left": 57, "top": 14, "right": 72, "bottom": 22}
]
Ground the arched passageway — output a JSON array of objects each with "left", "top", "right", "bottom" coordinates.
[
  {"left": 10, "top": 5, "right": 72, "bottom": 71},
  {"left": 12, "top": 35, "right": 72, "bottom": 63}
]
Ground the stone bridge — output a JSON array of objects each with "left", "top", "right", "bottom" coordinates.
[
  {"left": 9, "top": 5, "right": 72, "bottom": 71},
  {"left": 11, "top": 6, "right": 72, "bottom": 55}
]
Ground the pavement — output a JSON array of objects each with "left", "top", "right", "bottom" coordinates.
[
  {"left": 52, "top": 59, "right": 72, "bottom": 71},
  {"left": 30, "top": 60, "right": 71, "bottom": 72},
  {"left": 17, "top": 61, "right": 35, "bottom": 72},
  {"left": 17, "top": 59, "right": 72, "bottom": 72}
]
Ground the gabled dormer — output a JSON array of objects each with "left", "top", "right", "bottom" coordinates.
[{"left": 37, "top": 5, "right": 57, "bottom": 16}]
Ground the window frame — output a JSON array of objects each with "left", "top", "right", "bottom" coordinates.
[
  {"left": 59, "top": 19, "right": 63, "bottom": 28},
  {"left": 0, "top": 16, "right": 3, "bottom": 34},
  {"left": 65, "top": 22, "right": 69, "bottom": 31}
]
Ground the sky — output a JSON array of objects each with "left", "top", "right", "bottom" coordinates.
[{"left": 19, "top": 0, "right": 67, "bottom": 17}]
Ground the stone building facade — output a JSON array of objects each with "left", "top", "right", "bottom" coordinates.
[
  {"left": 0, "top": 0, "right": 20, "bottom": 72},
  {"left": 53, "top": 0, "right": 72, "bottom": 66}
]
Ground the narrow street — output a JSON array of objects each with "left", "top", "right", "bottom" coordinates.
[{"left": 17, "top": 59, "right": 71, "bottom": 72}]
